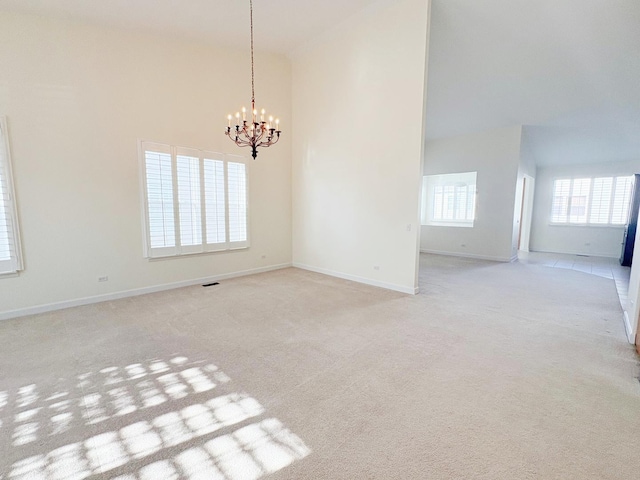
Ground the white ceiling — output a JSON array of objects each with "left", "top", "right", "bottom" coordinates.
[
  {"left": 426, "top": 0, "right": 640, "bottom": 166},
  {"left": 0, "top": 0, "right": 378, "bottom": 54}
]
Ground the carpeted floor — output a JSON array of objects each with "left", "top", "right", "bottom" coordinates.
[{"left": 0, "top": 254, "right": 639, "bottom": 479}]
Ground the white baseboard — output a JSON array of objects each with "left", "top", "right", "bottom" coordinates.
[
  {"left": 420, "top": 249, "right": 513, "bottom": 263},
  {"left": 293, "top": 263, "right": 418, "bottom": 295},
  {"left": 0, "top": 263, "right": 292, "bottom": 321},
  {"left": 623, "top": 310, "right": 635, "bottom": 344}
]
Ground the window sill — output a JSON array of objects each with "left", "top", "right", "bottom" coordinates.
[
  {"left": 0, "top": 270, "right": 21, "bottom": 279},
  {"left": 548, "top": 223, "right": 625, "bottom": 228},
  {"left": 147, "top": 246, "right": 249, "bottom": 261},
  {"left": 423, "top": 223, "right": 474, "bottom": 228}
]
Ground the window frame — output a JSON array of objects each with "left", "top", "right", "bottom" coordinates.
[
  {"left": 549, "top": 175, "right": 634, "bottom": 227},
  {"left": 138, "top": 140, "right": 250, "bottom": 259},
  {"left": 0, "top": 116, "right": 24, "bottom": 276}
]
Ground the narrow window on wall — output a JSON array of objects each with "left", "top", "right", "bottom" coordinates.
[
  {"left": 0, "top": 117, "right": 23, "bottom": 275},
  {"left": 421, "top": 172, "right": 477, "bottom": 227},
  {"left": 550, "top": 175, "right": 634, "bottom": 226},
  {"left": 140, "top": 142, "right": 249, "bottom": 258}
]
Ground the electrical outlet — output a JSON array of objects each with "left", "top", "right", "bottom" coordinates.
[
  {"left": 461, "top": 244, "right": 466, "bottom": 248},
  {"left": 261, "top": 254, "right": 266, "bottom": 259},
  {"left": 373, "top": 265, "right": 380, "bottom": 271},
  {"left": 406, "top": 224, "right": 412, "bottom": 232},
  {"left": 98, "top": 276, "right": 109, "bottom": 282}
]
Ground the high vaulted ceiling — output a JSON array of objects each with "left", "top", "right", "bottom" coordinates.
[
  {"left": 426, "top": 0, "right": 640, "bottom": 166},
  {"left": 0, "top": 0, "right": 379, "bottom": 54},
  {"left": 2, "top": 0, "right": 639, "bottom": 166}
]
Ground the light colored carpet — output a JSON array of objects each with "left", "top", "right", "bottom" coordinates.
[{"left": 0, "top": 254, "right": 639, "bottom": 479}]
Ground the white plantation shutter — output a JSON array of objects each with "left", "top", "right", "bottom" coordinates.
[
  {"left": 467, "top": 184, "right": 476, "bottom": 220},
  {"left": 568, "top": 178, "right": 591, "bottom": 223},
  {"left": 227, "top": 156, "right": 249, "bottom": 248},
  {"left": 443, "top": 185, "right": 455, "bottom": 219},
  {"left": 141, "top": 142, "right": 249, "bottom": 258},
  {"left": 455, "top": 185, "right": 467, "bottom": 220},
  {"left": 0, "top": 117, "right": 23, "bottom": 275},
  {"left": 589, "top": 177, "right": 613, "bottom": 224},
  {"left": 551, "top": 176, "right": 635, "bottom": 226},
  {"left": 203, "top": 154, "right": 227, "bottom": 250},
  {"left": 143, "top": 143, "right": 177, "bottom": 257},
  {"left": 433, "top": 186, "right": 444, "bottom": 220},
  {"left": 176, "top": 148, "right": 203, "bottom": 254},
  {"left": 611, "top": 176, "right": 634, "bottom": 225},
  {"left": 551, "top": 179, "right": 571, "bottom": 223}
]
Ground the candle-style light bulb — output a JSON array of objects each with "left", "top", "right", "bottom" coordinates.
[
  {"left": 242, "top": 107, "right": 246, "bottom": 121},
  {"left": 227, "top": 114, "right": 232, "bottom": 127},
  {"left": 268, "top": 115, "right": 273, "bottom": 129},
  {"left": 235, "top": 112, "right": 240, "bottom": 126},
  {"left": 275, "top": 118, "right": 280, "bottom": 131},
  {"left": 261, "top": 109, "right": 266, "bottom": 122}
]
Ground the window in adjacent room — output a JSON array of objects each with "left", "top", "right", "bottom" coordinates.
[
  {"left": 140, "top": 141, "right": 249, "bottom": 258},
  {"left": 0, "top": 117, "right": 23, "bottom": 275},
  {"left": 421, "top": 172, "right": 477, "bottom": 227},
  {"left": 550, "top": 176, "right": 634, "bottom": 226}
]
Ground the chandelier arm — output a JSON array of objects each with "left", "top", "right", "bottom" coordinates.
[
  {"left": 254, "top": 129, "right": 266, "bottom": 143},
  {"left": 257, "top": 134, "right": 279, "bottom": 147}
]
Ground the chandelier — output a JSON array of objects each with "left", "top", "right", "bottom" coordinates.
[{"left": 225, "top": 0, "right": 281, "bottom": 160}]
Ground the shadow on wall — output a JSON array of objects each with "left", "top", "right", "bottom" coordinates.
[{"left": 1, "top": 355, "right": 310, "bottom": 479}]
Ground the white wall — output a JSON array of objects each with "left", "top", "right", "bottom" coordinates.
[
  {"left": 530, "top": 161, "right": 640, "bottom": 257},
  {"left": 511, "top": 129, "right": 538, "bottom": 252},
  {"left": 291, "top": 0, "right": 430, "bottom": 294},
  {"left": 420, "top": 126, "right": 522, "bottom": 261},
  {"left": 0, "top": 12, "right": 292, "bottom": 316}
]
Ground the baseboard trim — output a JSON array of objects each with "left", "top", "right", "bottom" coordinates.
[
  {"left": 623, "top": 310, "right": 635, "bottom": 344},
  {"left": 420, "top": 249, "right": 513, "bottom": 263},
  {"left": 292, "top": 263, "right": 417, "bottom": 295},
  {"left": 0, "top": 263, "right": 292, "bottom": 321}
]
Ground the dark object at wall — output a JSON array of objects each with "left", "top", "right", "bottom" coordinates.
[{"left": 620, "top": 174, "right": 640, "bottom": 266}]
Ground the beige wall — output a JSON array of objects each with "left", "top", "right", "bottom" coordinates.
[
  {"left": 0, "top": 12, "right": 292, "bottom": 316},
  {"left": 291, "top": 0, "right": 430, "bottom": 294}
]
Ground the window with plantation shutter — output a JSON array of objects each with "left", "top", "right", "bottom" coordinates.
[
  {"left": 421, "top": 172, "right": 477, "bottom": 227},
  {"left": 550, "top": 175, "right": 634, "bottom": 226},
  {"left": 0, "top": 117, "right": 23, "bottom": 275},
  {"left": 140, "top": 141, "right": 249, "bottom": 258}
]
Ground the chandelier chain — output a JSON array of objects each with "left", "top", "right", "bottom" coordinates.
[{"left": 250, "top": 0, "right": 255, "bottom": 106}]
